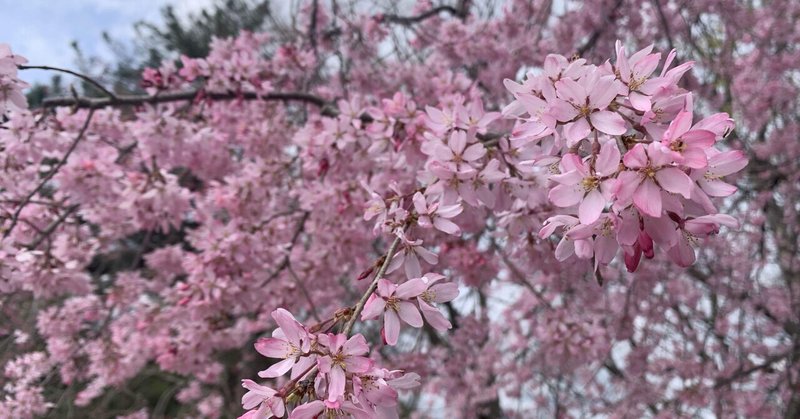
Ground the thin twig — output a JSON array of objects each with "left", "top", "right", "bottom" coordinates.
[
  {"left": 19, "top": 65, "right": 117, "bottom": 99},
  {"left": 652, "top": 0, "right": 675, "bottom": 51},
  {"left": 24, "top": 204, "right": 79, "bottom": 249},
  {"left": 288, "top": 264, "right": 322, "bottom": 322},
  {"left": 380, "top": 5, "right": 466, "bottom": 25},
  {"left": 3, "top": 109, "right": 95, "bottom": 239},
  {"left": 263, "top": 212, "right": 311, "bottom": 285},
  {"left": 342, "top": 235, "right": 402, "bottom": 335},
  {"left": 576, "top": 0, "right": 624, "bottom": 56}
]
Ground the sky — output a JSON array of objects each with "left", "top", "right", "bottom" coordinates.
[{"left": 0, "top": 0, "right": 217, "bottom": 84}]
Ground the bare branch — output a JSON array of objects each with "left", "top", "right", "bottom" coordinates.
[
  {"left": 380, "top": 5, "right": 467, "bottom": 25},
  {"left": 24, "top": 204, "right": 79, "bottom": 249},
  {"left": 342, "top": 235, "right": 402, "bottom": 335},
  {"left": 19, "top": 64, "right": 118, "bottom": 99},
  {"left": 3, "top": 110, "right": 95, "bottom": 239},
  {"left": 576, "top": 0, "right": 624, "bottom": 56},
  {"left": 37, "top": 90, "right": 330, "bottom": 111}
]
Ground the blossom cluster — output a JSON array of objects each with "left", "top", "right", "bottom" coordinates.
[
  {"left": 242, "top": 309, "right": 424, "bottom": 418},
  {"left": 501, "top": 43, "right": 748, "bottom": 272},
  {"left": 0, "top": 44, "right": 28, "bottom": 116}
]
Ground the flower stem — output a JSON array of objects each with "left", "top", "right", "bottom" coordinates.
[{"left": 342, "top": 234, "right": 402, "bottom": 335}]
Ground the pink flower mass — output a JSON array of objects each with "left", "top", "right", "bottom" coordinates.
[{"left": 1, "top": 1, "right": 798, "bottom": 418}]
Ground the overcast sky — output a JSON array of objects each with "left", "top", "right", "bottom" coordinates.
[{"left": 0, "top": 0, "right": 216, "bottom": 84}]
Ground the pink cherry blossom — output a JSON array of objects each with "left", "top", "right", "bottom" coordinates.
[
  {"left": 240, "top": 380, "right": 285, "bottom": 419},
  {"left": 614, "top": 142, "right": 694, "bottom": 217},
  {"left": 361, "top": 278, "right": 426, "bottom": 345},
  {"left": 316, "top": 333, "right": 373, "bottom": 402},
  {"left": 414, "top": 273, "right": 459, "bottom": 331},
  {"left": 551, "top": 72, "right": 626, "bottom": 145},
  {"left": 412, "top": 192, "right": 463, "bottom": 235},
  {"left": 548, "top": 140, "right": 620, "bottom": 224},
  {"left": 254, "top": 309, "right": 313, "bottom": 379}
]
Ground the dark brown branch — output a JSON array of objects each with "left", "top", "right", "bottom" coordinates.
[
  {"left": 380, "top": 5, "right": 466, "bottom": 25},
  {"left": 576, "top": 0, "right": 624, "bottom": 56},
  {"left": 24, "top": 204, "right": 79, "bottom": 249},
  {"left": 714, "top": 351, "right": 790, "bottom": 389},
  {"left": 3, "top": 110, "right": 95, "bottom": 239},
  {"left": 19, "top": 65, "right": 117, "bottom": 99},
  {"left": 263, "top": 211, "right": 311, "bottom": 285},
  {"left": 37, "top": 90, "right": 329, "bottom": 111},
  {"left": 652, "top": 0, "right": 675, "bottom": 51}
]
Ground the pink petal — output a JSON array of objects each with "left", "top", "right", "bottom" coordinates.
[
  {"left": 384, "top": 310, "right": 401, "bottom": 345},
  {"left": 681, "top": 129, "right": 716, "bottom": 148},
  {"left": 403, "top": 252, "right": 421, "bottom": 279},
  {"left": 563, "top": 117, "right": 591, "bottom": 146},
  {"left": 595, "top": 234, "right": 618, "bottom": 264},
  {"left": 681, "top": 148, "right": 708, "bottom": 169},
  {"left": 344, "top": 355, "right": 373, "bottom": 374},
  {"left": 290, "top": 401, "right": 325, "bottom": 419},
  {"left": 548, "top": 184, "right": 583, "bottom": 207},
  {"left": 623, "top": 144, "right": 648, "bottom": 169},
  {"left": 433, "top": 217, "right": 461, "bottom": 235},
  {"left": 613, "top": 171, "right": 644, "bottom": 203},
  {"left": 709, "top": 150, "right": 748, "bottom": 176},
  {"left": 550, "top": 98, "right": 580, "bottom": 122},
  {"left": 412, "top": 192, "right": 427, "bottom": 214},
  {"left": 574, "top": 238, "right": 594, "bottom": 259},
  {"left": 448, "top": 130, "right": 467, "bottom": 154},
  {"left": 430, "top": 282, "right": 459, "bottom": 302},
  {"left": 590, "top": 111, "right": 627, "bottom": 135},
  {"left": 327, "top": 366, "right": 346, "bottom": 402},
  {"left": 395, "top": 278, "right": 427, "bottom": 299},
  {"left": 361, "top": 295, "right": 387, "bottom": 320},
  {"left": 376, "top": 278, "right": 397, "bottom": 297},
  {"left": 254, "top": 338, "right": 291, "bottom": 359},
  {"left": 291, "top": 355, "right": 316, "bottom": 380},
  {"left": 554, "top": 237, "right": 575, "bottom": 261},
  {"left": 699, "top": 178, "right": 737, "bottom": 197},
  {"left": 578, "top": 189, "right": 605, "bottom": 225},
  {"left": 420, "top": 303, "right": 452, "bottom": 331},
  {"left": 668, "top": 238, "right": 696, "bottom": 267},
  {"left": 342, "top": 334, "right": 369, "bottom": 356},
  {"left": 588, "top": 75, "right": 619, "bottom": 109},
  {"left": 258, "top": 358, "right": 295, "bottom": 378},
  {"left": 596, "top": 141, "right": 621, "bottom": 176},
  {"left": 462, "top": 143, "right": 486, "bottom": 161},
  {"left": 272, "top": 308, "right": 305, "bottom": 347},
  {"left": 436, "top": 203, "right": 463, "bottom": 219},
  {"left": 655, "top": 167, "right": 693, "bottom": 198},
  {"left": 662, "top": 110, "right": 692, "bottom": 141},
  {"left": 397, "top": 302, "right": 424, "bottom": 327},
  {"left": 555, "top": 78, "right": 587, "bottom": 104},
  {"left": 634, "top": 178, "right": 662, "bottom": 217},
  {"left": 416, "top": 246, "right": 438, "bottom": 265},
  {"left": 629, "top": 91, "right": 651, "bottom": 112}
]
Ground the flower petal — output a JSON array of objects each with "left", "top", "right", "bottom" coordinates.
[
  {"left": 397, "top": 301, "right": 424, "bottom": 327},
  {"left": 634, "top": 178, "right": 662, "bottom": 217},
  {"left": 384, "top": 310, "right": 401, "bottom": 346},
  {"left": 590, "top": 111, "right": 627, "bottom": 135}
]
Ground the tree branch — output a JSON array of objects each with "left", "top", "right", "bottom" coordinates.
[
  {"left": 714, "top": 351, "right": 790, "bottom": 389},
  {"left": 380, "top": 5, "right": 466, "bottom": 25},
  {"left": 19, "top": 64, "right": 118, "bottom": 99},
  {"left": 576, "top": 0, "right": 624, "bottom": 56},
  {"left": 24, "top": 204, "right": 79, "bottom": 249},
  {"left": 37, "top": 90, "right": 329, "bottom": 111},
  {"left": 342, "top": 234, "right": 402, "bottom": 335},
  {"left": 652, "top": 0, "right": 675, "bottom": 51},
  {"left": 3, "top": 109, "right": 95, "bottom": 239}
]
